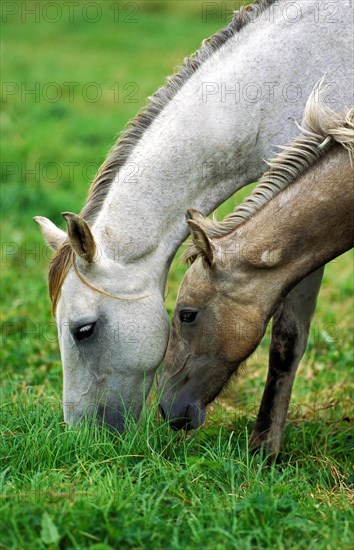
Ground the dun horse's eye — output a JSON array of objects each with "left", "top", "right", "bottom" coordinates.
[
  {"left": 179, "top": 310, "right": 198, "bottom": 324},
  {"left": 74, "top": 323, "right": 96, "bottom": 342}
]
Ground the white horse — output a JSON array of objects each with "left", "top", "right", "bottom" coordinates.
[{"left": 35, "top": 0, "right": 353, "bottom": 430}]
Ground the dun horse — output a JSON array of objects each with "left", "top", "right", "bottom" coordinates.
[
  {"left": 34, "top": 0, "right": 353, "bottom": 430},
  {"left": 159, "top": 95, "right": 354, "bottom": 453}
]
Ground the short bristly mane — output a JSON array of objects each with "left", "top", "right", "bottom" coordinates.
[
  {"left": 80, "top": 0, "right": 274, "bottom": 226},
  {"left": 184, "top": 92, "right": 354, "bottom": 264},
  {"left": 48, "top": 0, "right": 275, "bottom": 313}
]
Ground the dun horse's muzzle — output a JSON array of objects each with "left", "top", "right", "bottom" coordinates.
[{"left": 159, "top": 401, "right": 206, "bottom": 431}]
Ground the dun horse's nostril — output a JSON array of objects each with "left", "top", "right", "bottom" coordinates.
[
  {"left": 170, "top": 417, "right": 189, "bottom": 431},
  {"left": 169, "top": 406, "right": 192, "bottom": 431}
]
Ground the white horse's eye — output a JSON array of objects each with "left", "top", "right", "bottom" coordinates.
[{"left": 74, "top": 323, "right": 96, "bottom": 342}]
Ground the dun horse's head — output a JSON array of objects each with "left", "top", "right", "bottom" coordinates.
[
  {"left": 35, "top": 213, "right": 169, "bottom": 431},
  {"left": 158, "top": 209, "right": 269, "bottom": 431}
]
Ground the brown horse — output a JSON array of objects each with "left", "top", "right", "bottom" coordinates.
[{"left": 159, "top": 93, "right": 354, "bottom": 454}]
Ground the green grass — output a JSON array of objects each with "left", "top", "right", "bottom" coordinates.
[
  {"left": 1, "top": 2, "right": 353, "bottom": 549},
  {"left": 1, "top": 391, "right": 353, "bottom": 549}
]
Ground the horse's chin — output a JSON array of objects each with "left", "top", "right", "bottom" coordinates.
[{"left": 64, "top": 402, "right": 126, "bottom": 433}]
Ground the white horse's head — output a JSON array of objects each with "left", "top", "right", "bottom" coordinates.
[{"left": 35, "top": 213, "right": 169, "bottom": 430}]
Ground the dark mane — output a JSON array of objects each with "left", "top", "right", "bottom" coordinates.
[{"left": 48, "top": 0, "right": 275, "bottom": 312}]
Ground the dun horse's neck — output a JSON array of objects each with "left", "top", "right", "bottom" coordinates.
[
  {"left": 228, "top": 146, "right": 354, "bottom": 307},
  {"left": 93, "top": 0, "right": 352, "bottom": 292}
]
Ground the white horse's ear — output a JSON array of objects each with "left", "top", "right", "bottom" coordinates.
[
  {"left": 62, "top": 212, "right": 96, "bottom": 263},
  {"left": 188, "top": 219, "right": 216, "bottom": 266},
  {"left": 33, "top": 216, "right": 66, "bottom": 251}
]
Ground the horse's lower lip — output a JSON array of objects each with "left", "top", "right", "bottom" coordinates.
[
  {"left": 170, "top": 410, "right": 192, "bottom": 431},
  {"left": 96, "top": 404, "right": 125, "bottom": 432},
  {"left": 158, "top": 403, "right": 167, "bottom": 420},
  {"left": 159, "top": 402, "right": 192, "bottom": 430},
  {"left": 169, "top": 405, "right": 205, "bottom": 431}
]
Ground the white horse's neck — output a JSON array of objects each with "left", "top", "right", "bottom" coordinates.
[{"left": 93, "top": 0, "right": 352, "bottom": 291}]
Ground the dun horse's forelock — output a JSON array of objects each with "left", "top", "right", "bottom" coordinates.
[
  {"left": 183, "top": 94, "right": 354, "bottom": 265},
  {"left": 47, "top": 0, "right": 275, "bottom": 312}
]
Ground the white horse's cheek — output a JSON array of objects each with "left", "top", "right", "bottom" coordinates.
[
  {"left": 110, "top": 298, "right": 170, "bottom": 370},
  {"left": 140, "top": 303, "right": 170, "bottom": 372}
]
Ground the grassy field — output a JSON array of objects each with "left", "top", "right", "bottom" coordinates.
[{"left": 1, "top": 1, "right": 353, "bottom": 548}]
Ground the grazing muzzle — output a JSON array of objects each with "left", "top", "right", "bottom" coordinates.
[
  {"left": 64, "top": 400, "right": 126, "bottom": 432},
  {"left": 157, "top": 356, "right": 219, "bottom": 431}
]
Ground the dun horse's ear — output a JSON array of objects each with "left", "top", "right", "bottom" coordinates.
[
  {"left": 33, "top": 216, "right": 66, "bottom": 250},
  {"left": 186, "top": 208, "right": 207, "bottom": 225},
  {"left": 62, "top": 212, "right": 96, "bottom": 263},
  {"left": 188, "top": 220, "right": 215, "bottom": 266}
]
